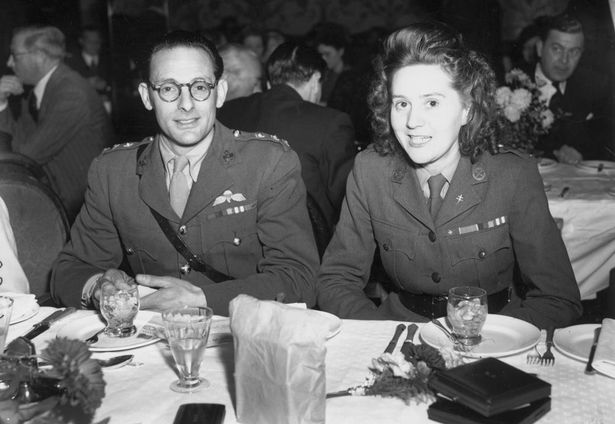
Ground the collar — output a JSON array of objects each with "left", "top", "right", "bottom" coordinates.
[
  {"left": 158, "top": 134, "right": 211, "bottom": 183},
  {"left": 33, "top": 65, "right": 58, "bottom": 108},
  {"left": 535, "top": 63, "right": 566, "bottom": 95},
  {"left": 82, "top": 52, "right": 98, "bottom": 66},
  {"left": 415, "top": 156, "right": 460, "bottom": 199}
]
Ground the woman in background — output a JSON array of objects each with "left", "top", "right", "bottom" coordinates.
[{"left": 316, "top": 22, "right": 581, "bottom": 330}]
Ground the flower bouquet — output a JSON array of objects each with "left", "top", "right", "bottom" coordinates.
[
  {"left": 494, "top": 69, "right": 555, "bottom": 154},
  {"left": 0, "top": 337, "right": 106, "bottom": 424},
  {"left": 327, "top": 325, "right": 464, "bottom": 404}
]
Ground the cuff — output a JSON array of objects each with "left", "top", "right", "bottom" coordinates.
[{"left": 81, "top": 273, "right": 103, "bottom": 309}]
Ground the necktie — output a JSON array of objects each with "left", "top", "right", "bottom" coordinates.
[
  {"left": 169, "top": 156, "right": 190, "bottom": 217},
  {"left": 549, "top": 81, "right": 564, "bottom": 112},
  {"left": 28, "top": 91, "right": 38, "bottom": 122},
  {"left": 427, "top": 174, "right": 447, "bottom": 219}
]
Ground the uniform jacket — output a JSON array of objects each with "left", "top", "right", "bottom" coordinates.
[
  {"left": 0, "top": 63, "right": 114, "bottom": 221},
  {"left": 317, "top": 147, "right": 582, "bottom": 330},
  {"left": 218, "top": 84, "right": 356, "bottom": 230},
  {"left": 50, "top": 123, "right": 319, "bottom": 316}
]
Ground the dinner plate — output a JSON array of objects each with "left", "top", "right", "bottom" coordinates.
[
  {"left": 537, "top": 158, "right": 558, "bottom": 172},
  {"left": 317, "top": 309, "right": 343, "bottom": 339},
  {"left": 4, "top": 293, "right": 40, "bottom": 325},
  {"left": 553, "top": 323, "right": 600, "bottom": 362},
  {"left": 420, "top": 314, "right": 540, "bottom": 358},
  {"left": 56, "top": 310, "right": 161, "bottom": 352},
  {"left": 576, "top": 160, "right": 615, "bottom": 174}
]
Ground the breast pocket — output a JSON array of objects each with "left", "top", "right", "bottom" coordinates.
[
  {"left": 372, "top": 219, "right": 418, "bottom": 288},
  {"left": 446, "top": 225, "right": 513, "bottom": 289}
]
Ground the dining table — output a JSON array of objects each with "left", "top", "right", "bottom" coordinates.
[
  {"left": 6, "top": 306, "right": 615, "bottom": 424},
  {"left": 540, "top": 159, "right": 615, "bottom": 300}
]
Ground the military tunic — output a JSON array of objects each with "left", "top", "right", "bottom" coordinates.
[
  {"left": 317, "top": 147, "right": 582, "bottom": 330},
  {"left": 50, "top": 122, "right": 319, "bottom": 315}
]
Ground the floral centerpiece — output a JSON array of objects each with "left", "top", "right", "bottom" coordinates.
[
  {"left": 0, "top": 337, "right": 106, "bottom": 424},
  {"left": 328, "top": 326, "right": 464, "bottom": 404},
  {"left": 494, "top": 68, "right": 555, "bottom": 154}
]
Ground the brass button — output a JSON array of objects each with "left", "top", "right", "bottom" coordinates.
[
  {"left": 126, "top": 247, "right": 135, "bottom": 255},
  {"left": 233, "top": 236, "right": 241, "bottom": 246},
  {"left": 0, "top": 276, "right": 3, "bottom": 285},
  {"left": 428, "top": 231, "right": 436, "bottom": 242},
  {"left": 0, "top": 260, "right": 3, "bottom": 267},
  {"left": 179, "top": 225, "right": 187, "bottom": 235},
  {"left": 180, "top": 264, "right": 191, "bottom": 274},
  {"left": 431, "top": 272, "right": 441, "bottom": 283},
  {"left": 382, "top": 243, "right": 390, "bottom": 251},
  {"left": 478, "top": 249, "right": 487, "bottom": 259}
]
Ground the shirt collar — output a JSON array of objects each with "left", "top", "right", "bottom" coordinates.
[
  {"left": 158, "top": 136, "right": 210, "bottom": 183},
  {"left": 82, "top": 52, "right": 98, "bottom": 66},
  {"left": 535, "top": 63, "right": 567, "bottom": 95},
  {"left": 33, "top": 65, "right": 58, "bottom": 108},
  {"left": 415, "top": 157, "right": 459, "bottom": 198}
]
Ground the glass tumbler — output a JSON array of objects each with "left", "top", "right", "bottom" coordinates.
[
  {"left": 100, "top": 278, "right": 139, "bottom": 337},
  {"left": 162, "top": 306, "right": 213, "bottom": 393},
  {"left": 447, "top": 286, "right": 488, "bottom": 346}
]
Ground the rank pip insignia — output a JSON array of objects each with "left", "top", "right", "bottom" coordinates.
[{"left": 456, "top": 194, "right": 464, "bottom": 203}]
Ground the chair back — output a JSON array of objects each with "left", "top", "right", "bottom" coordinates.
[
  {"left": 306, "top": 193, "right": 332, "bottom": 259},
  {"left": 0, "top": 151, "right": 52, "bottom": 187},
  {"left": 0, "top": 171, "right": 69, "bottom": 304}
]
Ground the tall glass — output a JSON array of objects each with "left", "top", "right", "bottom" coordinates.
[
  {"left": 447, "top": 286, "right": 488, "bottom": 346},
  {"left": 162, "top": 306, "right": 213, "bottom": 393},
  {"left": 100, "top": 278, "right": 139, "bottom": 337},
  {"left": 0, "top": 296, "right": 14, "bottom": 352}
]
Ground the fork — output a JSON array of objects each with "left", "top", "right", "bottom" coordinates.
[
  {"left": 526, "top": 345, "right": 542, "bottom": 365},
  {"left": 541, "top": 327, "right": 555, "bottom": 366},
  {"left": 430, "top": 319, "right": 469, "bottom": 352}
]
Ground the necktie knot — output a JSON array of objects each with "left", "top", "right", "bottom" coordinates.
[
  {"left": 549, "top": 81, "right": 564, "bottom": 111},
  {"left": 169, "top": 156, "right": 190, "bottom": 217},
  {"left": 427, "top": 173, "right": 447, "bottom": 219}
]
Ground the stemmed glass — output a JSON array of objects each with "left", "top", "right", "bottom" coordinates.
[
  {"left": 99, "top": 277, "right": 139, "bottom": 337},
  {"left": 162, "top": 306, "right": 213, "bottom": 393},
  {"left": 446, "top": 286, "right": 488, "bottom": 346}
]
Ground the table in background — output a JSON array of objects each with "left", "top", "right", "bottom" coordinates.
[
  {"left": 541, "top": 162, "right": 615, "bottom": 300},
  {"left": 7, "top": 308, "right": 615, "bottom": 424}
]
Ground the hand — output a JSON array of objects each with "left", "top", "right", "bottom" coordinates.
[
  {"left": 92, "top": 269, "right": 133, "bottom": 309},
  {"left": 554, "top": 145, "right": 582, "bottom": 165},
  {"left": 136, "top": 274, "right": 207, "bottom": 311},
  {"left": 0, "top": 75, "right": 24, "bottom": 103}
]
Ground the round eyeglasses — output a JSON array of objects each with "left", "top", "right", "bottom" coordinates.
[{"left": 147, "top": 79, "right": 217, "bottom": 102}]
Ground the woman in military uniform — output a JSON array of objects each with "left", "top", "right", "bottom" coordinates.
[{"left": 316, "top": 22, "right": 582, "bottom": 330}]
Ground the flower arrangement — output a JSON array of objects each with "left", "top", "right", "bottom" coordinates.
[
  {"left": 494, "top": 68, "right": 555, "bottom": 154},
  {"left": 0, "top": 337, "right": 106, "bottom": 424},
  {"left": 328, "top": 331, "right": 464, "bottom": 404}
]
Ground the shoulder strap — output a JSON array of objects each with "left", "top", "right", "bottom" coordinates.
[{"left": 136, "top": 142, "right": 231, "bottom": 283}]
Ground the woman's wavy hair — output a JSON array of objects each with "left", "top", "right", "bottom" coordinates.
[{"left": 368, "top": 22, "right": 498, "bottom": 162}]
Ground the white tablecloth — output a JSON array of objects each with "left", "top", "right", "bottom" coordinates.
[
  {"left": 7, "top": 308, "right": 615, "bottom": 424},
  {"left": 541, "top": 163, "right": 615, "bottom": 300}
]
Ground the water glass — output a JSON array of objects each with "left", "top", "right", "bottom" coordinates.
[
  {"left": 447, "top": 286, "right": 488, "bottom": 346},
  {"left": 100, "top": 278, "right": 139, "bottom": 337},
  {"left": 162, "top": 306, "right": 213, "bottom": 393},
  {"left": 0, "top": 296, "right": 14, "bottom": 352}
]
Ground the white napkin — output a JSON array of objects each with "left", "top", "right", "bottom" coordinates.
[
  {"left": 1, "top": 292, "right": 38, "bottom": 322},
  {"left": 593, "top": 318, "right": 615, "bottom": 379}
]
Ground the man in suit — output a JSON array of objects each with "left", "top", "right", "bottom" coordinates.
[
  {"left": 218, "top": 42, "right": 356, "bottom": 235},
  {"left": 64, "top": 26, "right": 112, "bottom": 112},
  {"left": 50, "top": 31, "right": 319, "bottom": 316},
  {"left": 0, "top": 26, "right": 114, "bottom": 222},
  {"left": 531, "top": 13, "right": 610, "bottom": 163}
]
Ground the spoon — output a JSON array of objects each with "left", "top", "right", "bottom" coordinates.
[{"left": 95, "top": 354, "right": 134, "bottom": 369}]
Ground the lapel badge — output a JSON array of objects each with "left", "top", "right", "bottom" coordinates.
[
  {"left": 222, "top": 150, "right": 235, "bottom": 164},
  {"left": 391, "top": 167, "right": 405, "bottom": 182},
  {"left": 472, "top": 166, "right": 486, "bottom": 182},
  {"left": 456, "top": 194, "right": 464, "bottom": 204},
  {"left": 213, "top": 190, "right": 247, "bottom": 206}
]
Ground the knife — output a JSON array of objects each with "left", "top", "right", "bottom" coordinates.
[
  {"left": 22, "top": 307, "right": 77, "bottom": 340},
  {"left": 585, "top": 326, "right": 602, "bottom": 374}
]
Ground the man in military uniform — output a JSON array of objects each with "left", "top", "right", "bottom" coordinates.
[{"left": 50, "top": 31, "right": 319, "bottom": 316}]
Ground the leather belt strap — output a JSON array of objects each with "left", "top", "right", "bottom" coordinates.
[{"left": 397, "top": 287, "right": 511, "bottom": 319}]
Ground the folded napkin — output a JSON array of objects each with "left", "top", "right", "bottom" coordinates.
[
  {"left": 230, "top": 295, "right": 332, "bottom": 424},
  {"left": 593, "top": 318, "right": 615, "bottom": 379},
  {"left": 0, "top": 292, "right": 38, "bottom": 323}
]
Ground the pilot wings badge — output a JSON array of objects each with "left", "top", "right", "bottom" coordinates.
[{"left": 213, "top": 190, "right": 247, "bottom": 206}]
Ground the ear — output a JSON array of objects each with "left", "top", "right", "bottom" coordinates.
[
  {"left": 215, "top": 78, "right": 228, "bottom": 108},
  {"left": 535, "top": 39, "right": 543, "bottom": 59},
  {"left": 138, "top": 82, "right": 153, "bottom": 110}
]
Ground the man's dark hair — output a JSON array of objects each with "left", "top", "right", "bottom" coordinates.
[
  {"left": 266, "top": 42, "right": 326, "bottom": 86},
  {"left": 145, "top": 30, "right": 224, "bottom": 81},
  {"left": 538, "top": 13, "right": 583, "bottom": 41}
]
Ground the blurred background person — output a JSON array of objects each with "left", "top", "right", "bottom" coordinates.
[
  {"left": 219, "top": 43, "right": 263, "bottom": 100},
  {"left": 240, "top": 26, "right": 265, "bottom": 62},
  {"left": 263, "top": 29, "right": 287, "bottom": 63},
  {"left": 0, "top": 25, "right": 114, "bottom": 223}
]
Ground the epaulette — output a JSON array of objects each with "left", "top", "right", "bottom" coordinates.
[
  {"left": 495, "top": 146, "right": 530, "bottom": 159},
  {"left": 101, "top": 137, "right": 154, "bottom": 155},
  {"left": 232, "top": 129, "right": 290, "bottom": 151}
]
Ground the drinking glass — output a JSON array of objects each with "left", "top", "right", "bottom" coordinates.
[
  {"left": 100, "top": 278, "right": 139, "bottom": 337},
  {"left": 162, "top": 306, "right": 213, "bottom": 393},
  {"left": 0, "top": 296, "right": 14, "bottom": 352},
  {"left": 447, "top": 286, "right": 488, "bottom": 346}
]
